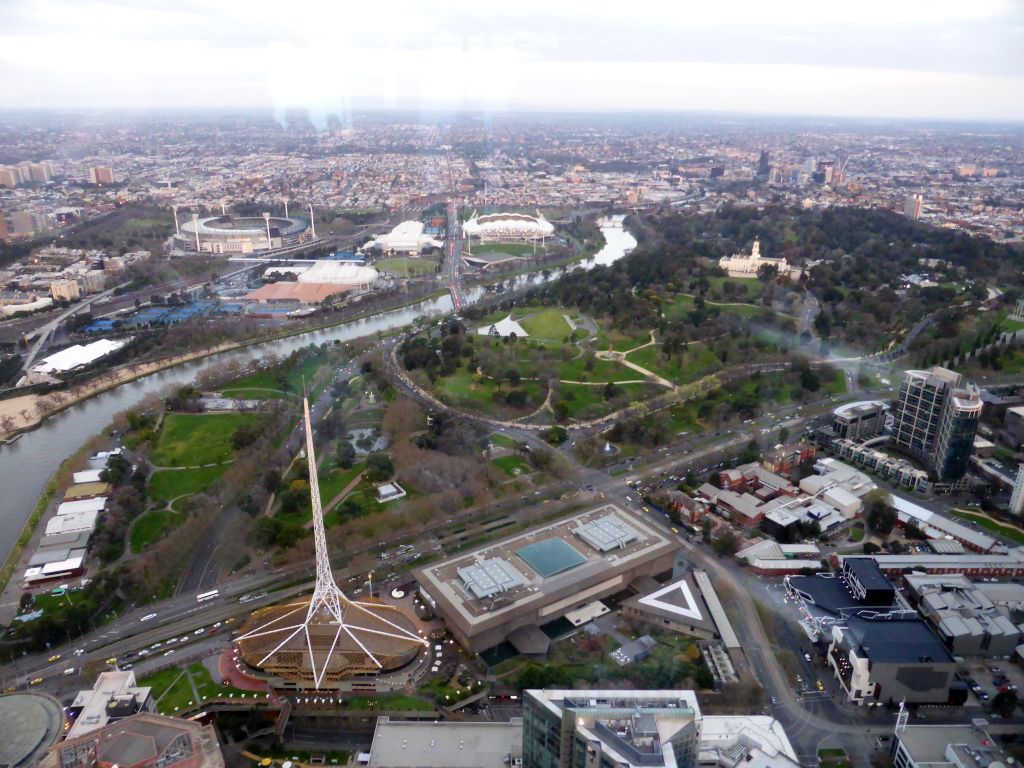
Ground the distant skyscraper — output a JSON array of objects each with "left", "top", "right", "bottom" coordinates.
[
  {"left": 28, "top": 162, "right": 51, "bottom": 182},
  {"left": 1010, "top": 466, "right": 1024, "bottom": 517},
  {"left": 0, "top": 167, "right": 19, "bottom": 187},
  {"left": 904, "top": 194, "right": 923, "bottom": 220},
  {"left": 891, "top": 367, "right": 981, "bottom": 483},
  {"left": 89, "top": 166, "right": 115, "bottom": 185},
  {"left": 0, "top": 210, "right": 8, "bottom": 241},
  {"left": 757, "top": 149, "right": 771, "bottom": 177}
]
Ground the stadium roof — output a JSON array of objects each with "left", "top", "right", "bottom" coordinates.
[
  {"left": 516, "top": 538, "right": 586, "bottom": 577},
  {"left": 183, "top": 215, "right": 307, "bottom": 237}
]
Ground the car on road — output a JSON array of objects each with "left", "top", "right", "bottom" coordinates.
[
  {"left": 138, "top": 649, "right": 149, "bottom": 656},
  {"left": 72, "top": 649, "right": 85, "bottom": 656},
  {"left": 63, "top": 667, "right": 75, "bottom": 675},
  {"left": 194, "top": 628, "right": 204, "bottom": 635},
  {"left": 48, "top": 654, "right": 61, "bottom": 662},
  {"left": 803, "top": 652, "right": 812, "bottom": 662},
  {"left": 105, "top": 657, "right": 117, "bottom": 664},
  {"left": 162, "top": 649, "right": 175, "bottom": 656},
  {"left": 30, "top": 677, "right": 43, "bottom": 686}
]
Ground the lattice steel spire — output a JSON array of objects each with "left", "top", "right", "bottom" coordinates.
[{"left": 236, "top": 397, "right": 427, "bottom": 689}]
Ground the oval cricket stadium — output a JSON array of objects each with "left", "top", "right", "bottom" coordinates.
[
  {"left": 174, "top": 214, "right": 311, "bottom": 254},
  {"left": 235, "top": 399, "right": 427, "bottom": 690},
  {"left": 462, "top": 210, "right": 554, "bottom": 242}
]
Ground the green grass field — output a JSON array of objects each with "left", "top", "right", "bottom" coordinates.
[
  {"left": 376, "top": 256, "right": 439, "bottom": 277},
  {"left": 319, "top": 463, "right": 365, "bottom": 506},
  {"left": 148, "top": 466, "right": 225, "bottom": 501},
  {"left": 151, "top": 413, "right": 258, "bottom": 466},
  {"left": 489, "top": 433, "right": 518, "bottom": 448},
  {"left": 665, "top": 293, "right": 762, "bottom": 320},
  {"left": 220, "top": 352, "right": 329, "bottom": 400},
  {"left": 131, "top": 509, "right": 182, "bottom": 553},
  {"left": 950, "top": 510, "right": 1024, "bottom": 544},
  {"left": 520, "top": 308, "right": 574, "bottom": 340},
  {"left": 822, "top": 368, "right": 847, "bottom": 396},
  {"left": 491, "top": 455, "right": 531, "bottom": 477},
  {"left": 556, "top": 354, "right": 636, "bottom": 383},
  {"left": 558, "top": 382, "right": 648, "bottom": 419},
  {"left": 707, "top": 275, "right": 762, "bottom": 299},
  {"left": 472, "top": 242, "right": 539, "bottom": 257},
  {"left": 596, "top": 328, "right": 653, "bottom": 352},
  {"left": 626, "top": 342, "right": 721, "bottom": 385}
]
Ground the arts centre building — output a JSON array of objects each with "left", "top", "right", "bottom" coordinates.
[{"left": 413, "top": 504, "right": 676, "bottom": 654}]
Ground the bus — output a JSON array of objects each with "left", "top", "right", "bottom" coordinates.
[{"left": 196, "top": 590, "right": 219, "bottom": 603}]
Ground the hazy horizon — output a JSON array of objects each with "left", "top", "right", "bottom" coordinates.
[{"left": 2, "top": 0, "right": 1023, "bottom": 122}]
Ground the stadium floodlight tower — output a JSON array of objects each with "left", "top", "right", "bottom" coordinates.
[
  {"left": 235, "top": 397, "right": 427, "bottom": 689},
  {"left": 262, "top": 211, "right": 272, "bottom": 249}
]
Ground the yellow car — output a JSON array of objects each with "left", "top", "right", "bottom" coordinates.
[
  {"left": 30, "top": 677, "right": 43, "bottom": 686},
  {"left": 47, "top": 654, "right": 61, "bottom": 662},
  {"left": 4, "top": 686, "right": 15, "bottom": 693},
  {"left": 105, "top": 657, "right": 117, "bottom": 665}
]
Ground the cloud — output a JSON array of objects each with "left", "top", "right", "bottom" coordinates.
[{"left": 0, "top": 0, "right": 1021, "bottom": 119}]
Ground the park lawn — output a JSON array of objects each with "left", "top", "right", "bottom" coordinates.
[
  {"left": 436, "top": 368, "right": 545, "bottom": 416},
  {"left": 627, "top": 342, "right": 721, "bottom": 385},
  {"left": 151, "top": 413, "right": 258, "bottom": 467},
  {"left": 733, "top": 372, "right": 794, "bottom": 406},
  {"left": 664, "top": 403, "right": 706, "bottom": 435},
  {"left": 707, "top": 275, "right": 762, "bottom": 300},
  {"left": 491, "top": 454, "right": 531, "bottom": 477},
  {"left": 319, "top": 463, "right": 365, "bottom": 506},
  {"left": 139, "top": 668, "right": 184, "bottom": 702},
  {"left": 597, "top": 327, "right": 653, "bottom": 353},
  {"left": 665, "top": 293, "right": 762, "bottom": 321},
  {"left": 848, "top": 524, "right": 865, "bottom": 542},
  {"left": 557, "top": 353, "right": 637, "bottom": 383},
  {"left": 821, "top": 368, "right": 847, "bottom": 396},
  {"left": 558, "top": 382, "right": 648, "bottom": 420},
  {"left": 519, "top": 308, "right": 574, "bottom": 341},
  {"left": 153, "top": 672, "right": 196, "bottom": 714},
  {"left": 148, "top": 466, "right": 225, "bottom": 501},
  {"left": 999, "top": 316, "right": 1024, "bottom": 333},
  {"left": 489, "top": 433, "right": 518, "bottom": 448},
  {"left": 131, "top": 509, "right": 183, "bottom": 553},
  {"left": 376, "top": 256, "right": 439, "bottom": 277},
  {"left": 950, "top": 510, "right": 1024, "bottom": 545},
  {"left": 221, "top": 351, "right": 329, "bottom": 400},
  {"left": 188, "top": 662, "right": 256, "bottom": 703}
]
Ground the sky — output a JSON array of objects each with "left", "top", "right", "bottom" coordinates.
[{"left": 1, "top": 0, "right": 1023, "bottom": 121}]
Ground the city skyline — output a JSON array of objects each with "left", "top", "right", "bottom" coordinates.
[{"left": 1, "top": 0, "right": 1023, "bottom": 121}]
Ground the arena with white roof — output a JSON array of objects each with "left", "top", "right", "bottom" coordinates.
[{"left": 462, "top": 211, "right": 554, "bottom": 242}]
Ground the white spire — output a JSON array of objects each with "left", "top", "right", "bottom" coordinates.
[{"left": 235, "top": 397, "right": 427, "bottom": 689}]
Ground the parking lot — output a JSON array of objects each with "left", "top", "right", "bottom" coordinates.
[{"left": 958, "top": 659, "right": 1022, "bottom": 706}]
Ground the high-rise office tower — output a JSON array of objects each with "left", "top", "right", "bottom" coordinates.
[
  {"left": 757, "top": 149, "right": 771, "bottom": 177},
  {"left": 89, "top": 166, "right": 115, "bottom": 184},
  {"left": 1009, "top": 466, "right": 1024, "bottom": 517},
  {"left": 891, "top": 367, "right": 981, "bottom": 483},
  {"left": 904, "top": 194, "right": 923, "bottom": 220}
]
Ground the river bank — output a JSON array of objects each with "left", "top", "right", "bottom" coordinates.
[
  {"left": 0, "top": 222, "right": 635, "bottom": 567},
  {"left": 0, "top": 289, "right": 448, "bottom": 444}
]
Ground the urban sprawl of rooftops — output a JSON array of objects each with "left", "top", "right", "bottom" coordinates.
[{"left": 1, "top": 112, "right": 1022, "bottom": 244}]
